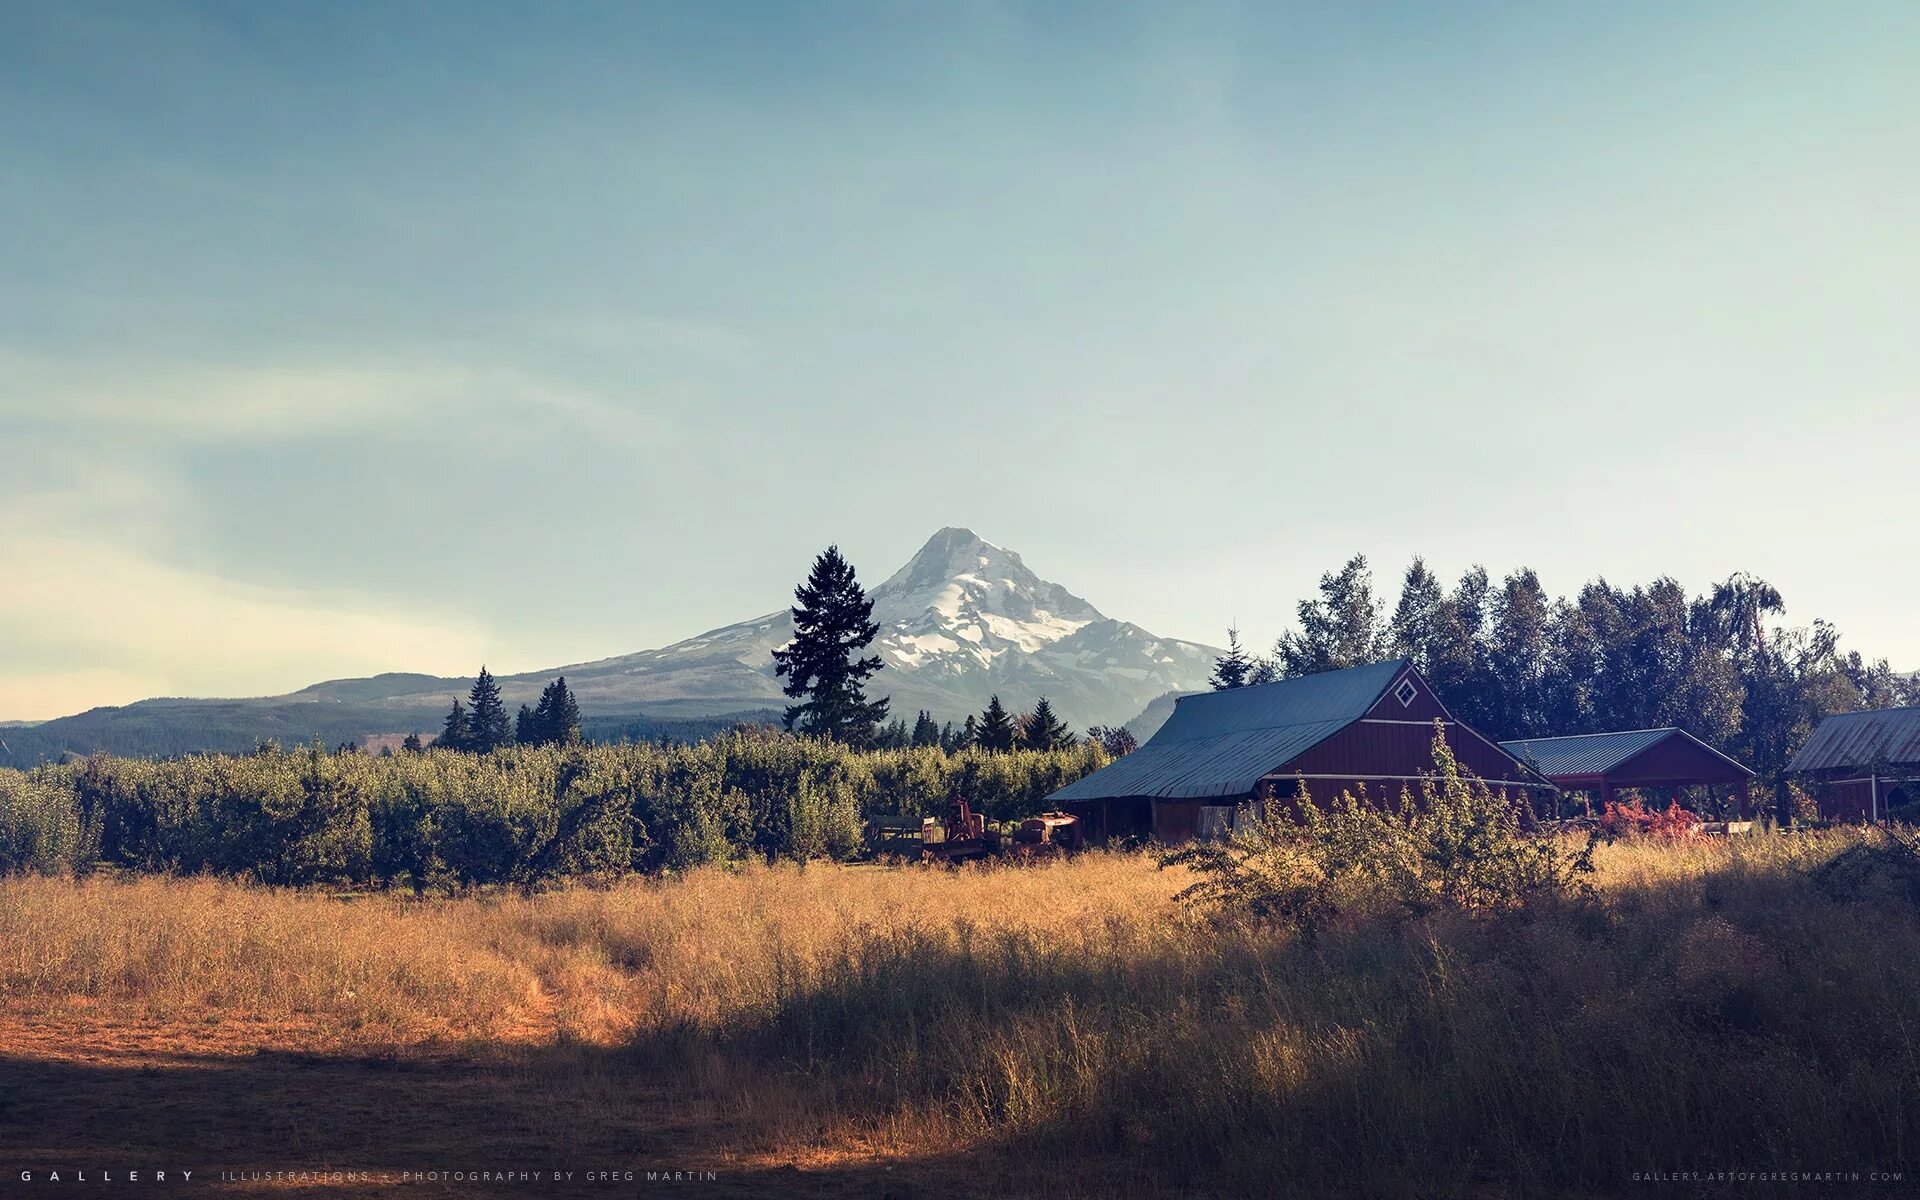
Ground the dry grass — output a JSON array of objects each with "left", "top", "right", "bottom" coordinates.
[{"left": 4, "top": 834, "right": 1919, "bottom": 1196}]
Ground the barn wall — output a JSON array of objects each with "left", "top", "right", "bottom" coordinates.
[
  {"left": 1813, "top": 774, "right": 1920, "bottom": 822},
  {"left": 1153, "top": 799, "right": 1203, "bottom": 844},
  {"left": 1060, "top": 797, "right": 1153, "bottom": 845},
  {"left": 1278, "top": 719, "right": 1546, "bottom": 791}
]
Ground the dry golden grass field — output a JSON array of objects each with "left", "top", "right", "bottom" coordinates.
[{"left": 4, "top": 834, "right": 1919, "bottom": 1198}]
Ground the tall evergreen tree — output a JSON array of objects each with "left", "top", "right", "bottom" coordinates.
[
  {"left": 528, "top": 676, "right": 583, "bottom": 746},
  {"left": 770, "top": 545, "right": 889, "bottom": 744},
  {"left": 1019, "top": 696, "right": 1072, "bottom": 751},
  {"left": 976, "top": 696, "right": 1017, "bottom": 752},
  {"left": 465, "top": 666, "right": 511, "bottom": 753},
  {"left": 438, "top": 698, "right": 470, "bottom": 752},
  {"left": 549, "top": 676, "right": 582, "bottom": 745},
  {"left": 1210, "top": 625, "right": 1254, "bottom": 690},
  {"left": 960, "top": 713, "right": 980, "bottom": 749},
  {"left": 515, "top": 704, "right": 538, "bottom": 745},
  {"left": 911, "top": 710, "right": 940, "bottom": 747}
]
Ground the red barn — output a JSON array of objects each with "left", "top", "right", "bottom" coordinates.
[
  {"left": 1048, "top": 659, "right": 1556, "bottom": 845},
  {"left": 1786, "top": 705, "right": 1920, "bottom": 822}
]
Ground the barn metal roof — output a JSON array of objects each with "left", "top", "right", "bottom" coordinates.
[
  {"left": 1786, "top": 706, "right": 1920, "bottom": 774},
  {"left": 1499, "top": 727, "right": 1754, "bottom": 780},
  {"left": 1049, "top": 659, "right": 1409, "bottom": 803}
]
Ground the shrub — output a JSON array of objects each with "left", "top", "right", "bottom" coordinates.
[
  {"left": 1599, "top": 796, "right": 1704, "bottom": 841},
  {"left": 1164, "top": 725, "right": 1592, "bottom": 928}
]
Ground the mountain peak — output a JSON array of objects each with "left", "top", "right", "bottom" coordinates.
[{"left": 877, "top": 527, "right": 1025, "bottom": 596}]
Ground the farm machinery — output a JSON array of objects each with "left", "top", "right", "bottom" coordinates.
[{"left": 916, "top": 797, "right": 1083, "bottom": 865}]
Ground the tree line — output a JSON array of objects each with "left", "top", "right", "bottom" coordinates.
[
  {"left": 1211, "top": 554, "right": 1917, "bottom": 782},
  {"left": 868, "top": 695, "right": 1085, "bottom": 753}
]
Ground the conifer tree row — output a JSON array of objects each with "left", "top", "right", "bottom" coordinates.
[{"left": 436, "top": 670, "right": 579, "bottom": 752}]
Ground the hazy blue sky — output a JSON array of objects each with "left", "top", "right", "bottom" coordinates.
[{"left": 3, "top": 1, "right": 1916, "bottom": 719}]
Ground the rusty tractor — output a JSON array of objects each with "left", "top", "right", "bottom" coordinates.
[{"left": 919, "top": 797, "right": 1081, "bottom": 865}]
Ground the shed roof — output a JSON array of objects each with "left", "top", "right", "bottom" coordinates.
[
  {"left": 1500, "top": 727, "right": 1754, "bottom": 781},
  {"left": 1787, "top": 706, "right": 1920, "bottom": 774},
  {"left": 1050, "top": 659, "right": 1408, "bottom": 803}
]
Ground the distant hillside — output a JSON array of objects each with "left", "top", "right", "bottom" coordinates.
[
  {"left": 2, "top": 529, "right": 1220, "bottom": 765},
  {"left": 0, "top": 700, "right": 780, "bottom": 765},
  {"left": 1124, "top": 690, "right": 1192, "bottom": 743}
]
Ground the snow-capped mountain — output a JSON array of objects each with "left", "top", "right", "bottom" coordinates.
[
  {"left": 549, "top": 527, "right": 1222, "bottom": 729},
  {"left": 3, "top": 529, "right": 1222, "bottom": 761}
]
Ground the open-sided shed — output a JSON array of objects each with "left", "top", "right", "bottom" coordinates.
[
  {"left": 1786, "top": 705, "right": 1920, "bottom": 822},
  {"left": 1047, "top": 659, "right": 1556, "bottom": 845},
  {"left": 1499, "top": 727, "right": 1755, "bottom": 816}
]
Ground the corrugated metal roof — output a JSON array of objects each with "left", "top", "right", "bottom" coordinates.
[
  {"left": 1499, "top": 727, "right": 1753, "bottom": 780},
  {"left": 1049, "top": 659, "right": 1408, "bottom": 803},
  {"left": 1787, "top": 706, "right": 1920, "bottom": 774},
  {"left": 1499, "top": 729, "right": 1671, "bottom": 776}
]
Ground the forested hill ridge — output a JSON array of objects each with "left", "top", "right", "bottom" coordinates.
[{"left": 2, "top": 529, "right": 1221, "bottom": 765}]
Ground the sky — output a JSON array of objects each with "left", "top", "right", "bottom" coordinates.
[{"left": 2, "top": 1, "right": 1916, "bottom": 720}]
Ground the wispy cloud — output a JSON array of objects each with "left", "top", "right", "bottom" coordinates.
[{"left": 0, "top": 349, "right": 673, "bottom": 449}]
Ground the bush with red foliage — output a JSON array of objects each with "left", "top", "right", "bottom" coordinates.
[{"left": 1598, "top": 796, "right": 1704, "bottom": 840}]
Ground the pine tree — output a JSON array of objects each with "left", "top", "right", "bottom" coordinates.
[
  {"left": 438, "top": 699, "right": 470, "bottom": 752},
  {"left": 960, "top": 714, "right": 980, "bottom": 749},
  {"left": 976, "top": 696, "right": 1017, "bottom": 753},
  {"left": 1019, "top": 696, "right": 1072, "bottom": 751},
  {"left": 465, "top": 666, "right": 511, "bottom": 753},
  {"left": 515, "top": 705, "right": 538, "bottom": 745},
  {"left": 1211, "top": 625, "right": 1254, "bottom": 690},
  {"left": 400, "top": 732, "right": 423, "bottom": 754},
  {"left": 770, "top": 545, "right": 889, "bottom": 744},
  {"left": 527, "top": 676, "right": 583, "bottom": 746},
  {"left": 546, "top": 676, "right": 582, "bottom": 745},
  {"left": 911, "top": 710, "right": 940, "bottom": 747}
]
